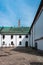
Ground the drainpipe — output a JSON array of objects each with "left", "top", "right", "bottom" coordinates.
[
  {"left": 29, "top": 35, "right": 30, "bottom": 46},
  {"left": 32, "top": 29, "right": 33, "bottom": 47}
]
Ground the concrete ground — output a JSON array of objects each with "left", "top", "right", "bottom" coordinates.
[{"left": 0, "top": 47, "right": 43, "bottom": 65}]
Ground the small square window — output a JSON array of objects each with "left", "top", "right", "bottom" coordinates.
[
  {"left": 19, "top": 41, "right": 22, "bottom": 45},
  {"left": 19, "top": 35, "right": 21, "bottom": 38},
  {"left": 3, "top": 35, "right": 5, "bottom": 39},
  {"left": 26, "top": 35, "right": 28, "bottom": 38},
  {"left": 11, "top": 35, "right": 13, "bottom": 39}
]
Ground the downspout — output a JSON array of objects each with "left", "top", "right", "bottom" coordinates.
[
  {"left": 32, "top": 29, "right": 33, "bottom": 47},
  {"left": 29, "top": 34, "right": 30, "bottom": 46}
]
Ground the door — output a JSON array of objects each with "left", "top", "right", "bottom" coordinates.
[
  {"left": 35, "top": 42, "right": 37, "bottom": 50},
  {"left": 25, "top": 41, "right": 28, "bottom": 47}
]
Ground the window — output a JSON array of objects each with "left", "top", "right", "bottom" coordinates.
[
  {"left": 26, "top": 35, "right": 28, "bottom": 38},
  {"left": 3, "top": 35, "right": 5, "bottom": 39},
  {"left": 11, "top": 41, "right": 14, "bottom": 45},
  {"left": 11, "top": 35, "right": 13, "bottom": 39},
  {"left": 19, "top": 35, "right": 21, "bottom": 38},
  {"left": 19, "top": 41, "right": 22, "bottom": 45},
  {"left": 3, "top": 41, "right": 5, "bottom": 45}
]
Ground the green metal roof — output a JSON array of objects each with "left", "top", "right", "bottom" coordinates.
[{"left": 0, "top": 27, "right": 29, "bottom": 34}]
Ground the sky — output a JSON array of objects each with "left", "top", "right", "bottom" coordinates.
[{"left": 0, "top": 0, "right": 41, "bottom": 27}]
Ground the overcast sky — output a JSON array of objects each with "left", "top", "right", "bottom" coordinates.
[{"left": 0, "top": 0, "right": 41, "bottom": 27}]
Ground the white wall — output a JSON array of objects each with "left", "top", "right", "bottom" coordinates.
[
  {"left": 2, "top": 35, "right": 16, "bottom": 47},
  {"left": 34, "top": 10, "right": 43, "bottom": 50},
  {"left": 30, "top": 29, "right": 33, "bottom": 47},
  {"left": 30, "top": 25, "right": 35, "bottom": 47},
  {"left": 36, "top": 40, "right": 43, "bottom": 50},
  {"left": 29, "top": 8, "right": 43, "bottom": 50},
  {"left": 0, "top": 34, "right": 29, "bottom": 47},
  {"left": 2, "top": 35, "right": 11, "bottom": 47},
  {"left": 30, "top": 8, "right": 43, "bottom": 50},
  {"left": 17, "top": 35, "right": 29, "bottom": 47},
  {"left": 35, "top": 10, "right": 43, "bottom": 40}
]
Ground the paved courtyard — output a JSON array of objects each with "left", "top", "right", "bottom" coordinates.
[{"left": 0, "top": 47, "right": 43, "bottom": 65}]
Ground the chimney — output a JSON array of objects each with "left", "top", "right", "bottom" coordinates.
[{"left": 18, "top": 19, "right": 20, "bottom": 27}]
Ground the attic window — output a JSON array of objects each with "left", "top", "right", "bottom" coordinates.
[
  {"left": 11, "top": 35, "right": 13, "bottom": 39},
  {"left": 3, "top": 35, "right": 5, "bottom": 39},
  {"left": 26, "top": 35, "right": 28, "bottom": 38}
]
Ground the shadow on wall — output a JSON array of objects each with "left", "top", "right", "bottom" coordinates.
[{"left": 30, "top": 62, "right": 43, "bottom": 65}]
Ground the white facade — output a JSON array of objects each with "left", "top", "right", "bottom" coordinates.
[
  {"left": 0, "top": 34, "right": 29, "bottom": 47},
  {"left": 17, "top": 35, "right": 29, "bottom": 47},
  {"left": 29, "top": 6, "right": 43, "bottom": 50},
  {"left": 34, "top": 8, "right": 43, "bottom": 50}
]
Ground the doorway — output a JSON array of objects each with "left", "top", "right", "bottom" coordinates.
[
  {"left": 35, "top": 42, "right": 37, "bottom": 50},
  {"left": 25, "top": 41, "right": 28, "bottom": 47}
]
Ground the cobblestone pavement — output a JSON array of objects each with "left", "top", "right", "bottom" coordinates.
[{"left": 0, "top": 47, "right": 43, "bottom": 65}]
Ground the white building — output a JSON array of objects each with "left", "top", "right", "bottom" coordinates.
[
  {"left": 29, "top": 0, "right": 43, "bottom": 50},
  {"left": 0, "top": 27, "right": 29, "bottom": 47}
]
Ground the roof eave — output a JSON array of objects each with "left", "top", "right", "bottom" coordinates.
[{"left": 29, "top": 0, "right": 43, "bottom": 33}]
